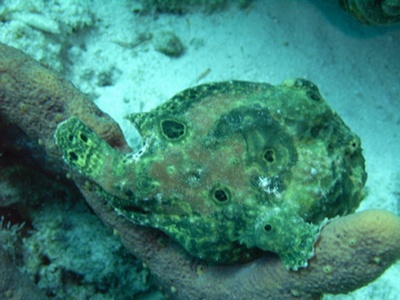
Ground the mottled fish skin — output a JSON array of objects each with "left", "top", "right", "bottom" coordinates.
[
  {"left": 55, "top": 117, "right": 137, "bottom": 201},
  {"left": 55, "top": 79, "right": 367, "bottom": 270}
]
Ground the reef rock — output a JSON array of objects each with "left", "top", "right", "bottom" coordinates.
[
  {"left": 339, "top": 0, "right": 400, "bottom": 25},
  {"left": 55, "top": 79, "right": 367, "bottom": 270}
]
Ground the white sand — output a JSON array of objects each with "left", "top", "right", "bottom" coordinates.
[{"left": 2, "top": 0, "right": 400, "bottom": 298}]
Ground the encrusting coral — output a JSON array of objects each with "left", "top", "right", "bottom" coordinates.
[
  {"left": 1, "top": 42, "right": 400, "bottom": 299},
  {"left": 0, "top": 247, "right": 46, "bottom": 300}
]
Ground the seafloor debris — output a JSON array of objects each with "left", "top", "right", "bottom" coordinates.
[{"left": 153, "top": 31, "right": 184, "bottom": 57}]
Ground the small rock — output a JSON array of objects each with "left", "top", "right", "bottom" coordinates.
[{"left": 153, "top": 31, "right": 184, "bottom": 57}]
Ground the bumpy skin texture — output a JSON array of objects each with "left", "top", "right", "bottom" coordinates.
[
  {"left": 339, "top": 0, "right": 400, "bottom": 25},
  {"left": 0, "top": 42, "right": 128, "bottom": 167},
  {"left": 55, "top": 79, "right": 366, "bottom": 270},
  {"left": 1, "top": 43, "right": 400, "bottom": 299},
  {"left": 123, "top": 209, "right": 400, "bottom": 300}
]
